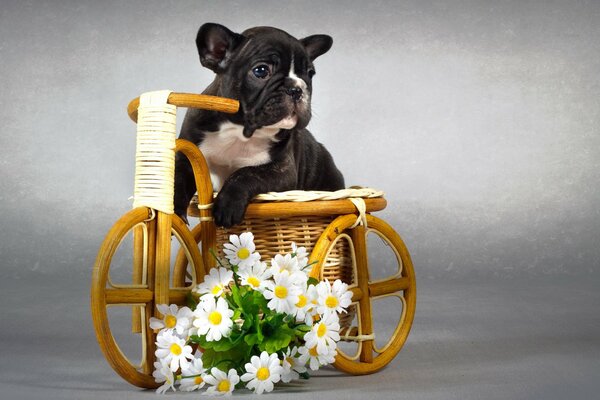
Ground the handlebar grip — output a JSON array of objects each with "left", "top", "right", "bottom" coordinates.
[{"left": 127, "top": 93, "right": 239, "bottom": 122}]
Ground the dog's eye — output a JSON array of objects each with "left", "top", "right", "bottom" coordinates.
[
  {"left": 308, "top": 69, "right": 316, "bottom": 78},
  {"left": 252, "top": 64, "right": 271, "bottom": 79}
]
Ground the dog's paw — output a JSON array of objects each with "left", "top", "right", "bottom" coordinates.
[{"left": 212, "top": 191, "right": 249, "bottom": 228}]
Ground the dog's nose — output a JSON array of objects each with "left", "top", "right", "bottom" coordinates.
[{"left": 286, "top": 87, "right": 303, "bottom": 102}]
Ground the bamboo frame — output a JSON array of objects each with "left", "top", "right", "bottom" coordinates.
[{"left": 92, "top": 91, "right": 416, "bottom": 388}]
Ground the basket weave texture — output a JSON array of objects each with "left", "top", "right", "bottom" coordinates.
[{"left": 211, "top": 187, "right": 385, "bottom": 331}]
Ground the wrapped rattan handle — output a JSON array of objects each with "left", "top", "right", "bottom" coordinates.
[{"left": 127, "top": 92, "right": 239, "bottom": 122}]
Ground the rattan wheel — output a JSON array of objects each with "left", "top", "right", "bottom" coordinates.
[
  {"left": 308, "top": 214, "right": 416, "bottom": 375},
  {"left": 91, "top": 207, "right": 205, "bottom": 388}
]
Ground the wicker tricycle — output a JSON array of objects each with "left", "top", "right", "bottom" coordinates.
[{"left": 91, "top": 91, "right": 416, "bottom": 388}]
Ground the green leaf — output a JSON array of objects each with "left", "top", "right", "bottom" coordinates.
[
  {"left": 244, "top": 333, "right": 260, "bottom": 346},
  {"left": 186, "top": 291, "right": 199, "bottom": 309},
  {"left": 307, "top": 277, "right": 319, "bottom": 286},
  {"left": 241, "top": 314, "right": 253, "bottom": 331},
  {"left": 299, "top": 372, "right": 310, "bottom": 380},
  {"left": 231, "top": 285, "right": 243, "bottom": 308},
  {"left": 202, "top": 342, "right": 250, "bottom": 371},
  {"left": 258, "top": 325, "right": 294, "bottom": 354},
  {"left": 252, "top": 290, "right": 269, "bottom": 312},
  {"left": 255, "top": 314, "right": 264, "bottom": 342}
]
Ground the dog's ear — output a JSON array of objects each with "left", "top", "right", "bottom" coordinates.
[
  {"left": 196, "top": 23, "right": 244, "bottom": 72},
  {"left": 300, "top": 34, "right": 333, "bottom": 61}
]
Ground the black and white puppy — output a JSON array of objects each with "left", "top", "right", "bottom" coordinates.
[{"left": 175, "top": 23, "right": 345, "bottom": 227}]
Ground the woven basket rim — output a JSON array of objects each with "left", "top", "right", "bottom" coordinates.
[{"left": 252, "top": 186, "right": 384, "bottom": 203}]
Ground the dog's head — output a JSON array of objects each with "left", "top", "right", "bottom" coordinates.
[{"left": 196, "top": 23, "right": 332, "bottom": 138}]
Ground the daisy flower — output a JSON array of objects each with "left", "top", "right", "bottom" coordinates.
[
  {"left": 223, "top": 232, "right": 260, "bottom": 268},
  {"left": 298, "top": 343, "right": 337, "bottom": 371},
  {"left": 149, "top": 304, "right": 192, "bottom": 336},
  {"left": 179, "top": 356, "right": 206, "bottom": 392},
  {"left": 237, "top": 261, "right": 272, "bottom": 292},
  {"left": 155, "top": 331, "right": 194, "bottom": 372},
  {"left": 240, "top": 351, "right": 283, "bottom": 394},
  {"left": 293, "top": 284, "right": 317, "bottom": 326},
  {"left": 291, "top": 242, "right": 309, "bottom": 269},
  {"left": 152, "top": 360, "right": 177, "bottom": 394},
  {"left": 193, "top": 267, "right": 233, "bottom": 299},
  {"left": 270, "top": 253, "right": 300, "bottom": 275},
  {"left": 192, "top": 297, "right": 234, "bottom": 341},
  {"left": 263, "top": 272, "right": 303, "bottom": 314},
  {"left": 303, "top": 312, "right": 341, "bottom": 355},
  {"left": 316, "top": 279, "right": 353, "bottom": 316},
  {"left": 280, "top": 346, "right": 307, "bottom": 383},
  {"left": 204, "top": 368, "right": 239, "bottom": 396}
]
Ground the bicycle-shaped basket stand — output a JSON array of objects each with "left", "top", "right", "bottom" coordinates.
[{"left": 91, "top": 90, "right": 416, "bottom": 388}]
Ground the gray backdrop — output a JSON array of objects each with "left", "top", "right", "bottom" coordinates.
[{"left": 1, "top": 1, "right": 599, "bottom": 399}]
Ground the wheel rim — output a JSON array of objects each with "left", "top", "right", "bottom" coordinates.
[{"left": 308, "top": 214, "right": 416, "bottom": 375}]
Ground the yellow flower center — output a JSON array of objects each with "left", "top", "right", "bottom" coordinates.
[
  {"left": 164, "top": 315, "right": 177, "bottom": 329},
  {"left": 211, "top": 285, "right": 223, "bottom": 295},
  {"left": 317, "top": 323, "right": 327, "bottom": 338},
  {"left": 256, "top": 367, "right": 270, "bottom": 381},
  {"left": 286, "top": 357, "right": 294, "bottom": 366},
  {"left": 274, "top": 285, "right": 288, "bottom": 299},
  {"left": 237, "top": 248, "right": 250, "bottom": 260},
  {"left": 247, "top": 276, "right": 260, "bottom": 288},
  {"left": 208, "top": 311, "right": 222, "bottom": 325},
  {"left": 170, "top": 343, "right": 182, "bottom": 356},
  {"left": 295, "top": 294, "right": 307, "bottom": 308},
  {"left": 194, "top": 376, "right": 204, "bottom": 385},
  {"left": 325, "top": 295, "right": 339, "bottom": 309},
  {"left": 309, "top": 346, "right": 319, "bottom": 357},
  {"left": 217, "top": 379, "right": 231, "bottom": 392}
]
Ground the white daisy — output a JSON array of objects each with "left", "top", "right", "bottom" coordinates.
[
  {"left": 298, "top": 343, "right": 337, "bottom": 371},
  {"left": 155, "top": 331, "right": 194, "bottom": 372},
  {"left": 222, "top": 232, "right": 261, "bottom": 269},
  {"left": 291, "top": 242, "right": 309, "bottom": 269},
  {"left": 316, "top": 279, "right": 353, "bottom": 316},
  {"left": 152, "top": 360, "right": 177, "bottom": 394},
  {"left": 293, "top": 284, "right": 317, "bottom": 326},
  {"left": 150, "top": 304, "right": 193, "bottom": 336},
  {"left": 280, "top": 346, "right": 307, "bottom": 383},
  {"left": 263, "top": 272, "right": 302, "bottom": 314},
  {"left": 180, "top": 356, "right": 206, "bottom": 392},
  {"left": 269, "top": 253, "right": 300, "bottom": 275},
  {"left": 303, "top": 312, "right": 341, "bottom": 355},
  {"left": 193, "top": 267, "right": 233, "bottom": 299},
  {"left": 240, "top": 351, "right": 283, "bottom": 394},
  {"left": 237, "top": 261, "right": 272, "bottom": 292},
  {"left": 204, "top": 368, "right": 239, "bottom": 396},
  {"left": 193, "top": 297, "right": 234, "bottom": 341}
]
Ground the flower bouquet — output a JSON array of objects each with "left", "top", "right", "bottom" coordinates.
[{"left": 151, "top": 232, "right": 352, "bottom": 395}]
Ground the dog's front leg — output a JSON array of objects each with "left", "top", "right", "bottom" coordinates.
[
  {"left": 173, "top": 152, "right": 197, "bottom": 224},
  {"left": 213, "top": 159, "right": 297, "bottom": 228}
]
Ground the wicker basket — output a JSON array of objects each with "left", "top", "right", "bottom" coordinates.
[
  {"left": 215, "top": 214, "right": 357, "bottom": 329},
  {"left": 188, "top": 188, "right": 385, "bottom": 330}
]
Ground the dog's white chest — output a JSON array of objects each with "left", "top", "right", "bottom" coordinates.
[{"left": 199, "top": 122, "right": 279, "bottom": 190}]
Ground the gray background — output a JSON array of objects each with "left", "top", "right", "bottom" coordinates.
[{"left": 1, "top": 0, "right": 599, "bottom": 399}]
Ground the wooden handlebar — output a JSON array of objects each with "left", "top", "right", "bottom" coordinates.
[{"left": 127, "top": 92, "right": 240, "bottom": 122}]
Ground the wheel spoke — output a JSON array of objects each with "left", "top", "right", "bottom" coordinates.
[
  {"left": 349, "top": 224, "right": 374, "bottom": 363},
  {"left": 105, "top": 288, "right": 153, "bottom": 305},
  {"left": 369, "top": 277, "right": 411, "bottom": 297}
]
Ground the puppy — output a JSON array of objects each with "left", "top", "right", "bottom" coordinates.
[{"left": 175, "top": 23, "right": 345, "bottom": 227}]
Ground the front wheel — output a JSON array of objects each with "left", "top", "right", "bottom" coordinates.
[{"left": 91, "top": 207, "right": 204, "bottom": 388}]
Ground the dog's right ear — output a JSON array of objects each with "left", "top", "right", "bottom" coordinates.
[{"left": 196, "top": 23, "right": 244, "bottom": 73}]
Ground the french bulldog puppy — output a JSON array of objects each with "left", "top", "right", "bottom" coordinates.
[{"left": 175, "top": 23, "right": 345, "bottom": 227}]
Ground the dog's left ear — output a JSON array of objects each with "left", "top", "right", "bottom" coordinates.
[{"left": 300, "top": 34, "right": 333, "bottom": 61}]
